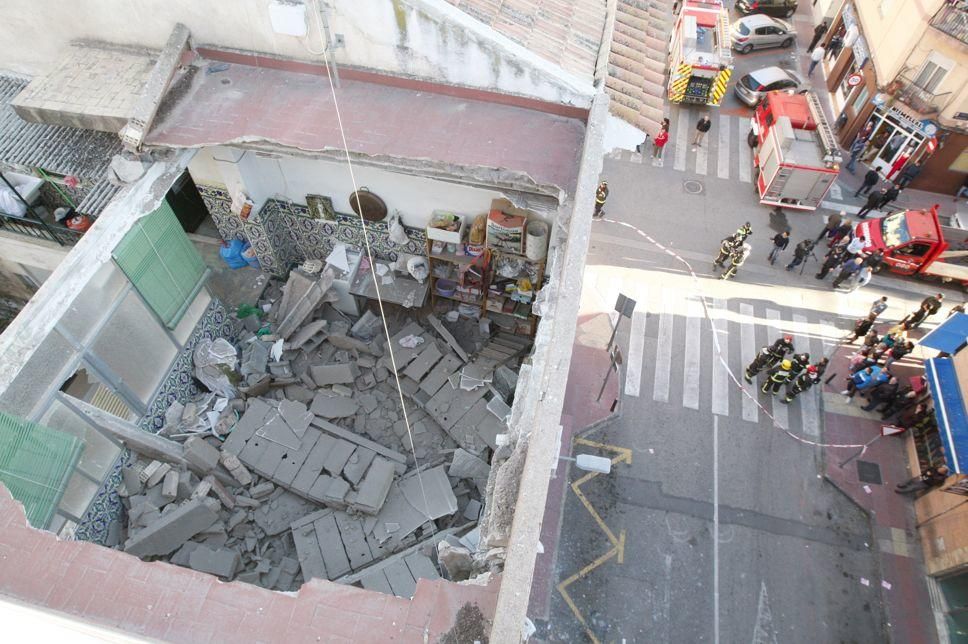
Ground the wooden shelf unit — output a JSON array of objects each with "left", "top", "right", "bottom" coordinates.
[
  {"left": 426, "top": 238, "right": 489, "bottom": 317},
  {"left": 485, "top": 247, "right": 544, "bottom": 337}
]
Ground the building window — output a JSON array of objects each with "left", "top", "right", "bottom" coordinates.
[
  {"left": 0, "top": 410, "right": 83, "bottom": 528},
  {"left": 914, "top": 53, "right": 954, "bottom": 93},
  {"left": 853, "top": 86, "right": 870, "bottom": 112},
  {"left": 112, "top": 199, "right": 206, "bottom": 328}
]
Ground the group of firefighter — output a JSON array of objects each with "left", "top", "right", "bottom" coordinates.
[
  {"left": 744, "top": 334, "right": 830, "bottom": 404},
  {"left": 713, "top": 223, "right": 753, "bottom": 281}
]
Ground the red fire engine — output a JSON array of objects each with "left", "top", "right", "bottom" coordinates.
[
  {"left": 748, "top": 91, "right": 842, "bottom": 211},
  {"left": 668, "top": 0, "right": 733, "bottom": 106}
]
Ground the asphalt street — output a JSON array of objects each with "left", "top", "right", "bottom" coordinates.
[{"left": 537, "top": 6, "right": 963, "bottom": 641}]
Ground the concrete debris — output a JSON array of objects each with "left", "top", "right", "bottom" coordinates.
[
  {"left": 275, "top": 269, "right": 337, "bottom": 340},
  {"left": 310, "top": 391, "right": 359, "bottom": 419},
  {"left": 278, "top": 399, "right": 313, "bottom": 438},
  {"left": 449, "top": 449, "right": 491, "bottom": 494},
  {"left": 183, "top": 436, "right": 220, "bottom": 473},
  {"left": 436, "top": 541, "right": 474, "bottom": 581},
  {"left": 219, "top": 451, "right": 253, "bottom": 486},
  {"left": 123, "top": 498, "right": 220, "bottom": 557},
  {"left": 310, "top": 363, "right": 359, "bottom": 387},
  {"left": 250, "top": 482, "right": 275, "bottom": 499},
  {"left": 189, "top": 545, "right": 241, "bottom": 578},
  {"left": 288, "top": 319, "right": 328, "bottom": 352},
  {"left": 161, "top": 470, "right": 179, "bottom": 501},
  {"left": 240, "top": 339, "right": 270, "bottom": 378}
]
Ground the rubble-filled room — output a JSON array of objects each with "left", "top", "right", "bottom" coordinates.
[{"left": 36, "top": 158, "right": 560, "bottom": 599}]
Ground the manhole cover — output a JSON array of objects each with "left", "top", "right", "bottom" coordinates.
[
  {"left": 857, "top": 460, "right": 882, "bottom": 485},
  {"left": 683, "top": 180, "right": 704, "bottom": 195}
]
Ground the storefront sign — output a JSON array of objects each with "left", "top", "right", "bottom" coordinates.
[
  {"left": 846, "top": 73, "right": 863, "bottom": 87},
  {"left": 888, "top": 105, "right": 928, "bottom": 134},
  {"left": 840, "top": 3, "right": 870, "bottom": 66}
]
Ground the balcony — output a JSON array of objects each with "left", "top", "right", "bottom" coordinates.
[
  {"left": 893, "top": 75, "right": 951, "bottom": 117},
  {"left": 930, "top": 1, "right": 968, "bottom": 46},
  {"left": 0, "top": 210, "right": 83, "bottom": 246}
]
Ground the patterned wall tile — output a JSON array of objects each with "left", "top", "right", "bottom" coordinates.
[{"left": 72, "top": 299, "right": 241, "bottom": 545}]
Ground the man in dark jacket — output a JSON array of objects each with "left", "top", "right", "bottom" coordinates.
[
  {"left": 878, "top": 183, "right": 901, "bottom": 210},
  {"left": 855, "top": 168, "right": 880, "bottom": 197},
  {"left": 857, "top": 188, "right": 885, "bottom": 218},
  {"left": 862, "top": 375, "right": 899, "bottom": 412},
  {"left": 895, "top": 464, "right": 949, "bottom": 494},
  {"left": 768, "top": 231, "right": 790, "bottom": 265},
  {"left": 807, "top": 21, "right": 828, "bottom": 52},
  {"left": 785, "top": 239, "right": 814, "bottom": 272},
  {"left": 816, "top": 245, "right": 846, "bottom": 279},
  {"left": 694, "top": 115, "right": 712, "bottom": 147},
  {"left": 832, "top": 257, "right": 864, "bottom": 288},
  {"left": 897, "top": 161, "right": 922, "bottom": 188}
]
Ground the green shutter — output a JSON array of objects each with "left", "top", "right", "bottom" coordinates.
[
  {"left": 0, "top": 411, "right": 83, "bottom": 528},
  {"left": 113, "top": 199, "right": 205, "bottom": 327}
]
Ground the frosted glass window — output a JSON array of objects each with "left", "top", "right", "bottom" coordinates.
[
  {"left": 91, "top": 291, "right": 177, "bottom": 404},
  {"left": 59, "top": 263, "right": 128, "bottom": 345},
  {"left": 41, "top": 398, "right": 120, "bottom": 480},
  {"left": 57, "top": 471, "right": 99, "bottom": 519},
  {"left": 173, "top": 289, "right": 212, "bottom": 345},
  {"left": 0, "top": 330, "right": 77, "bottom": 418}
]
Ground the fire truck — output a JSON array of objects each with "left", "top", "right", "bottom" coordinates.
[
  {"left": 747, "top": 91, "right": 842, "bottom": 210},
  {"left": 668, "top": 0, "right": 734, "bottom": 106},
  {"left": 855, "top": 205, "right": 968, "bottom": 288}
]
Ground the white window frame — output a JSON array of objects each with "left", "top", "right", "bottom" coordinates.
[{"left": 914, "top": 52, "right": 955, "bottom": 94}]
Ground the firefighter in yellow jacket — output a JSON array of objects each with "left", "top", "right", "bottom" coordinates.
[{"left": 593, "top": 181, "right": 609, "bottom": 219}]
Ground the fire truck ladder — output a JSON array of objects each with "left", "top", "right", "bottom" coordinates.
[{"left": 805, "top": 92, "right": 843, "bottom": 164}]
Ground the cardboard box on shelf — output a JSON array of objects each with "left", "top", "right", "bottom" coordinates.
[{"left": 427, "top": 211, "right": 467, "bottom": 245}]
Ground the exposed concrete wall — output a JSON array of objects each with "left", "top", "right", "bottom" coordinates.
[
  {"left": 486, "top": 92, "right": 608, "bottom": 643},
  {"left": 1, "top": 0, "right": 592, "bottom": 107},
  {"left": 189, "top": 146, "right": 509, "bottom": 229}
]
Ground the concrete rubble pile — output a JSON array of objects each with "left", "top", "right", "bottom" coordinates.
[{"left": 110, "top": 267, "right": 530, "bottom": 596}]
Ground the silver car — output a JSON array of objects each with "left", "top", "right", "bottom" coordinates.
[
  {"left": 731, "top": 14, "right": 795, "bottom": 54},
  {"left": 733, "top": 66, "right": 802, "bottom": 106}
]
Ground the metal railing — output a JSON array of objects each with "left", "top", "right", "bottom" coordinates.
[
  {"left": 894, "top": 74, "right": 951, "bottom": 116},
  {"left": 0, "top": 210, "right": 83, "bottom": 246},
  {"left": 930, "top": 1, "right": 968, "bottom": 46}
]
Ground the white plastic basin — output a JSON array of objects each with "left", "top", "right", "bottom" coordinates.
[{"left": 0, "top": 171, "right": 43, "bottom": 204}]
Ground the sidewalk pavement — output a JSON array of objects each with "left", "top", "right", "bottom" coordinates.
[{"left": 821, "top": 334, "right": 940, "bottom": 643}]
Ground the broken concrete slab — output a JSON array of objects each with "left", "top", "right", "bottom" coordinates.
[
  {"left": 321, "top": 477, "right": 350, "bottom": 505},
  {"left": 123, "top": 498, "right": 220, "bottom": 557},
  {"left": 183, "top": 437, "right": 220, "bottom": 474},
  {"left": 161, "top": 470, "right": 179, "bottom": 501},
  {"left": 241, "top": 340, "right": 270, "bottom": 378},
  {"left": 310, "top": 391, "right": 360, "bottom": 419},
  {"left": 250, "top": 482, "right": 275, "bottom": 499},
  {"left": 310, "top": 418, "right": 407, "bottom": 466},
  {"left": 322, "top": 439, "right": 356, "bottom": 477},
  {"left": 402, "top": 342, "right": 443, "bottom": 382},
  {"left": 427, "top": 315, "right": 469, "bottom": 362},
  {"left": 357, "top": 393, "right": 379, "bottom": 415},
  {"left": 221, "top": 398, "right": 274, "bottom": 455},
  {"left": 448, "top": 449, "right": 491, "bottom": 487},
  {"left": 253, "top": 491, "right": 320, "bottom": 536},
  {"left": 278, "top": 399, "right": 313, "bottom": 438},
  {"left": 189, "top": 545, "right": 241, "bottom": 578},
  {"left": 418, "top": 354, "right": 463, "bottom": 397},
  {"left": 287, "top": 319, "right": 327, "bottom": 351},
  {"left": 383, "top": 559, "right": 417, "bottom": 598},
  {"left": 275, "top": 270, "right": 336, "bottom": 340},
  {"left": 353, "top": 457, "right": 396, "bottom": 515},
  {"left": 326, "top": 332, "right": 379, "bottom": 355},
  {"left": 310, "top": 363, "right": 359, "bottom": 387},
  {"left": 341, "top": 448, "right": 377, "bottom": 486},
  {"left": 219, "top": 451, "right": 253, "bottom": 486}
]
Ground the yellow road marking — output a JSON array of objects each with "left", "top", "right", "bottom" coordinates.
[{"left": 557, "top": 439, "right": 632, "bottom": 643}]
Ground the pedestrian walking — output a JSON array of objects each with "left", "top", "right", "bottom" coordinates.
[
  {"left": 744, "top": 334, "right": 795, "bottom": 382},
  {"left": 815, "top": 245, "right": 846, "bottom": 279},
  {"left": 923, "top": 293, "right": 945, "bottom": 317},
  {"left": 847, "top": 314, "right": 877, "bottom": 343},
  {"left": 693, "top": 115, "right": 712, "bottom": 147},
  {"left": 781, "top": 364, "right": 820, "bottom": 404},
  {"left": 857, "top": 189, "right": 885, "bottom": 218},
  {"left": 815, "top": 211, "right": 843, "bottom": 242},
  {"left": 897, "top": 158, "right": 924, "bottom": 187},
  {"left": 855, "top": 168, "right": 880, "bottom": 197},
  {"left": 713, "top": 235, "right": 739, "bottom": 267},
  {"left": 878, "top": 183, "right": 901, "bottom": 210},
  {"left": 768, "top": 231, "right": 790, "bottom": 265},
  {"left": 785, "top": 239, "right": 813, "bottom": 271},
  {"left": 870, "top": 296, "right": 888, "bottom": 319},
  {"left": 851, "top": 265, "right": 873, "bottom": 292},
  {"left": 593, "top": 181, "right": 608, "bottom": 219},
  {"left": 832, "top": 257, "right": 864, "bottom": 288},
  {"left": 862, "top": 376, "right": 899, "bottom": 412},
  {"left": 761, "top": 359, "right": 795, "bottom": 395},
  {"left": 720, "top": 243, "right": 751, "bottom": 280},
  {"left": 845, "top": 135, "right": 868, "bottom": 174},
  {"left": 807, "top": 21, "right": 828, "bottom": 52},
  {"left": 808, "top": 45, "right": 825, "bottom": 76},
  {"left": 895, "top": 465, "right": 948, "bottom": 495},
  {"left": 653, "top": 121, "right": 670, "bottom": 159},
  {"left": 883, "top": 340, "right": 914, "bottom": 370},
  {"left": 841, "top": 365, "right": 889, "bottom": 402}
]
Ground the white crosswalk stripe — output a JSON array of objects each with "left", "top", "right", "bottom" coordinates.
[
  {"left": 717, "top": 115, "right": 730, "bottom": 180},
  {"left": 792, "top": 313, "right": 821, "bottom": 437},
  {"left": 673, "top": 107, "right": 690, "bottom": 172},
  {"left": 739, "top": 303, "right": 759, "bottom": 423},
  {"left": 766, "top": 309, "right": 789, "bottom": 429},
  {"left": 683, "top": 297, "right": 703, "bottom": 410},
  {"left": 737, "top": 121, "right": 752, "bottom": 183},
  {"left": 653, "top": 291, "right": 675, "bottom": 403},
  {"left": 710, "top": 298, "right": 729, "bottom": 416},
  {"left": 625, "top": 307, "right": 648, "bottom": 397}
]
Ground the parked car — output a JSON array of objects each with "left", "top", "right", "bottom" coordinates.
[
  {"left": 731, "top": 14, "right": 795, "bottom": 54},
  {"left": 735, "top": 0, "right": 798, "bottom": 19},
  {"left": 733, "top": 66, "right": 802, "bottom": 107}
]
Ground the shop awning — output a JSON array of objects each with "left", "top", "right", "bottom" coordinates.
[
  {"left": 920, "top": 313, "right": 968, "bottom": 354},
  {"left": 925, "top": 356, "right": 968, "bottom": 474}
]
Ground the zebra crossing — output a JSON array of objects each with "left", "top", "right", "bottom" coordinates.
[
  {"left": 624, "top": 107, "right": 755, "bottom": 183},
  {"left": 623, "top": 287, "right": 832, "bottom": 436}
]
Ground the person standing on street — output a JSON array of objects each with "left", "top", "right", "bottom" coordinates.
[
  {"left": 653, "top": 121, "right": 670, "bottom": 160},
  {"left": 768, "top": 231, "right": 790, "bottom": 265},
  {"left": 896, "top": 160, "right": 922, "bottom": 188},
  {"left": 864, "top": 249, "right": 885, "bottom": 272},
  {"left": 870, "top": 296, "right": 888, "bottom": 319},
  {"left": 846, "top": 234, "right": 866, "bottom": 257},
  {"left": 851, "top": 265, "right": 873, "bottom": 292},
  {"left": 847, "top": 313, "right": 877, "bottom": 343},
  {"left": 808, "top": 45, "right": 825, "bottom": 76},
  {"left": 878, "top": 183, "right": 901, "bottom": 210},
  {"left": 816, "top": 244, "right": 846, "bottom": 279},
  {"left": 785, "top": 239, "right": 813, "bottom": 272},
  {"left": 883, "top": 340, "right": 914, "bottom": 370},
  {"left": 816, "top": 211, "right": 843, "bottom": 242},
  {"left": 829, "top": 220, "right": 853, "bottom": 246},
  {"left": 762, "top": 359, "right": 795, "bottom": 395},
  {"left": 855, "top": 168, "right": 880, "bottom": 197},
  {"left": 825, "top": 35, "right": 844, "bottom": 61},
  {"left": 736, "top": 222, "right": 753, "bottom": 242},
  {"left": 832, "top": 257, "right": 864, "bottom": 288},
  {"left": 781, "top": 364, "right": 820, "bottom": 404},
  {"left": 845, "top": 133, "right": 869, "bottom": 174},
  {"left": 694, "top": 115, "right": 712, "bottom": 147},
  {"left": 807, "top": 21, "right": 829, "bottom": 52},
  {"left": 744, "top": 335, "right": 795, "bottom": 382},
  {"left": 862, "top": 376, "right": 900, "bottom": 412},
  {"left": 593, "top": 181, "right": 608, "bottom": 219},
  {"left": 713, "top": 235, "right": 739, "bottom": 268},
  {"left": 720, "top": 243, "right": 751, "bottom": 281},
  {"left": 895, "top": 464, "right": 948, "bottom": 495},
  {"left": 857, "top": 188, "right": 885, "bottom": 218}
]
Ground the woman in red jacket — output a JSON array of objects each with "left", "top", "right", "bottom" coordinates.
[{"left": 653, "top": 119, "right": 670, "bottom": 160}]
